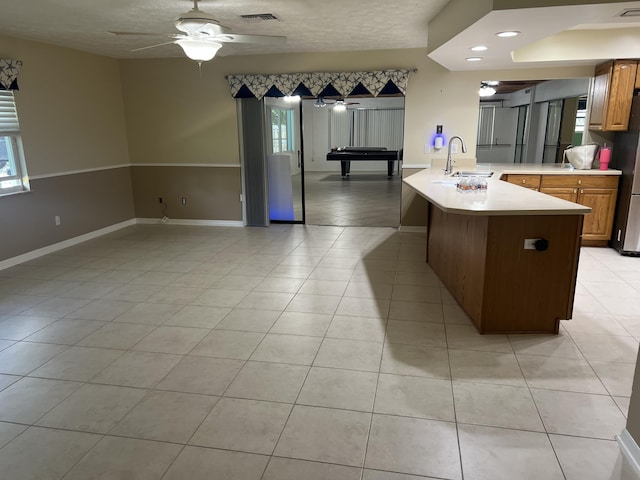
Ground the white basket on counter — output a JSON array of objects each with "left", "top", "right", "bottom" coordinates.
[{"left": 563, "top": 144, "right": 599, "bottom": 170}]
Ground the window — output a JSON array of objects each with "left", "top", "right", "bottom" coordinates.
[
  {"left": 0, "top": 91, "right": 28, "bottom": 194},
  {"left": 270, "top": 107, "right": 294, "bottom": 153}
]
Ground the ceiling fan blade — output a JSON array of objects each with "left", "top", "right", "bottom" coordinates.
[
  {"left": 214, "top": 34, "right": 286, "bottom": 44},
  {"left": 109, "top": 31, "right": 168, "bottom": 36},
  {"left": 131, "top": 41, "right": 178, "bottom": 52}
]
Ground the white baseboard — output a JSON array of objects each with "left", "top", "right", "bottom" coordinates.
[
  {"left": 399, "top": 225, "right": 427, "bottom": 233},
  {"left": 135, "top": 218, "right": 244, "bottom": 227},
  {"left": 0, "top": 219, "right": 136, "bottom": 272},
  {"left": 617, "top": 429, "right": 640, "bottom": 478}
]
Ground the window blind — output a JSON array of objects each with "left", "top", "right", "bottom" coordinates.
[
  {"left": 329, "top": 110, "right": 351, "bottom": 148},
  {"left": 0, "top": 91, "right": 20, "bottom": 134},
  {"left": 477, "top": 105, "right": 495, "bottom": 146}
]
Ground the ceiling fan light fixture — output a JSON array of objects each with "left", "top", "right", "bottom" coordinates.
[
  {"left": 176, "top": 39, "right": 222, "bottom": 62},
  {"left": 333, "top": 103, "right": 347, "bottom": 112},
  {"left": 479, "top": 85, "right": 496, "bottom": 97}
]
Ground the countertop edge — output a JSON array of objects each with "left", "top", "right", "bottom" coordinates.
[{"left": 403, "top": 167, "right": 596, "bottom": 216}]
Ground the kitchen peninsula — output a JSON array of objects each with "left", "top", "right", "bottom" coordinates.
[{"left": 403, "top": 164, "right": 621, "bottom": 334}]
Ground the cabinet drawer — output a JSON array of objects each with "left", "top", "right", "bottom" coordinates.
[
  {"left": 540, "top": 175, "right": 618, "bottom": 189},
  {"left": 503, "top": 174, "right": 541, "bottom": 188}
]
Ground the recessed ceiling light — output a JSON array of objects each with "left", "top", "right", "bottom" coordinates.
[
  {"left": 466, "top": 57, "right": 483, "bottom": 62},
  {"left": 471, "top": 45, "right": 488, "bottom": 52},
  {"left": 496, "top": 31, "right": 520, "bottom": 38}
]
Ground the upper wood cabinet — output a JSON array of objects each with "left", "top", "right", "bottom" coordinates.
[{"left": 588, "top": 60, "right": 638, "bottom": 132}]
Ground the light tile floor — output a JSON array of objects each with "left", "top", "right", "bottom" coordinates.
[
  {"left": 0, "top": 224, "right": 639, "bottom": 479},
  {"left": 302, "top": 171, "right": 402, "bottom": 227}
]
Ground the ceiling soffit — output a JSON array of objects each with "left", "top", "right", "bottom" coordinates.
[{"left": 427, "top": 0, "right": 640, "bottom": 71}]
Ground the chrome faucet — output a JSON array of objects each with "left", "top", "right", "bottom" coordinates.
[{"left": 445, "top": 136, "right": 467, "bottom": 175}]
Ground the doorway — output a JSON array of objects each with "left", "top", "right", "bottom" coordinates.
[
  {"left": 264, "top": 97, "right": 304, "bottom": 223},
  {"left": 239, "top": 95, "right": 404, "bottom": 228},
  {"left": 301, "top": 96, "right": 405, "bottom": 227}
]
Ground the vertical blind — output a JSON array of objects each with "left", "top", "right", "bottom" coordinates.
[
  {"left": 0, "top": 91, "right": 20, "bottom": 134},
  {"left": 330, "top": 109, "right": 404, "bottom": 150},
  {"left": 477, "top": 105, "right": 495, "bottom": 146}
]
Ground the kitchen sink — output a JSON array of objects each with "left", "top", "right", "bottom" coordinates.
[{"left": 450, "top": 171, "right": 494, "bottom": 177}]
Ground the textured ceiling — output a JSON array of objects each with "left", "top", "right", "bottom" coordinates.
[{"left": 0, "top": 0, "right": 449, "bottom": 59}]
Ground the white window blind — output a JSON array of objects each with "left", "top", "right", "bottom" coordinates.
[
  {"left": 329, "top": 110, "right": 351, "bottom": 148},
  {"left": 477, "top": 104, "right": 495, "bottom": 146},
  {"left": 356, "top": 109, "right": 404, "bottom": 150},
  {"left": 0, "top": 91, "right": 20, "bottom": 134},
  {"left": 330, "top": 108, "right": 403, "bottom": 150}
]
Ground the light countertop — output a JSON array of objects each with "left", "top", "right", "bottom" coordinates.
[{"left": 402, "top": 164, "right": 621, "bottom": 216}]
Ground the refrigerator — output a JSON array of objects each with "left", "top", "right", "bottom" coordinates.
[{"left": 610, "top": 95, "right": 640, "bottom": 255}]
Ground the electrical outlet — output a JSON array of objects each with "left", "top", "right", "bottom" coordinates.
[
  {"left": 524, "top": 238, "right": 541, "bottom": 250},
  {"left": 55, "top": 215, "right": 61, "bottom": 226},
  {"left": 424, "top": 144, "right": 431, "bottom": 154},
  {"left": 181, "top": 197, "right": 187, "bottom": 206},
  {"left": 450, "top": 143, "right": 458, "bottom": 154}
]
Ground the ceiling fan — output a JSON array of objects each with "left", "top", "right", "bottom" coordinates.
[
  {"left": 109, "top": 0, "right": 286, "bottom": 63},
  {"left": 314, "top": 97, "right": 360, "bottom": 109}
]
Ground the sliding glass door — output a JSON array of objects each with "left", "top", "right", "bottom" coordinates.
[{"left": 264, "top": 97, "right": 305, "bottom": 223}]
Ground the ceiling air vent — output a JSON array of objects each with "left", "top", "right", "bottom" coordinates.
[
  {"left": 239, "top": 13, "right": 279, "bottom": 23},
  {"left": 619, "top": 8, "right": 640, "bottom": 17}
]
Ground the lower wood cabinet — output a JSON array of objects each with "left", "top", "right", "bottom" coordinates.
[
  {"left": 502, "top": 174, "right": 540, "bottom": 191},
  {"left": 503, "top": 174, "right": 619, "bottom": 246}
]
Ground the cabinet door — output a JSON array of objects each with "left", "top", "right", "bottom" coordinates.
[
  {"left": 578, "top": 188, "right": 617, "bottom": 240},
  {"left": 540, "top": 187, "right": 578, "bottom": 202},
  {"left": 605, "top": 61, "right": 638, "bottom": 131},
  {"left": 588, "top": 63, "right": 611, "bottom": 130}
]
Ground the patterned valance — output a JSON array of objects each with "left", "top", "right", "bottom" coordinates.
[
  {"left": 0, "top": 59, "right": 23, "bottom": 90},
  {"left": 226, "top": 69, "right": 413, "bottom": 100}
]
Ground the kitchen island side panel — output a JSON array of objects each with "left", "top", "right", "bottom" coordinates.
[
  {"left": 482, "top": 214, "right": 583, "bottom": 333},
  {"left": 427, "top": 204, "right": 488, "bottom": 325},
  {"left": 427, "top": 203, "right": 583, "bottom": 334}
]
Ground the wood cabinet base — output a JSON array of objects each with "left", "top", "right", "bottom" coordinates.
[{"left": 427, "top": 204, "right": 583, "bottom": 334}]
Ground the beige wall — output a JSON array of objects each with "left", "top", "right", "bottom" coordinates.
[
  {"left": 1, "top": 168, "right": 134, "bottom": 261},
  {"left": 119, "top": 59, "right": 240, "bottom": 166},
  {"left": 0, "top": 36, "right": 133, "bottom": 261},
  {"left": 130, "top": 166, "right": 242, "bottom": 220},
  {"left": 0, "top": 34, "right": 129, "bottom": 175}
]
